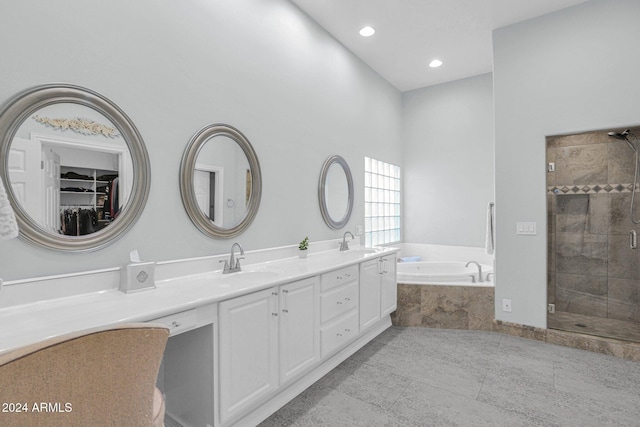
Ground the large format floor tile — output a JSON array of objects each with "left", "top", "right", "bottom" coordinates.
[{"left": 260, "top": 326, "right": 640, "bottom": 427}]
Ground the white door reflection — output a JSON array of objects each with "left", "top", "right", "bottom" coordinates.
[{"left": 194, "top": 165, "right": 224, "bottom": 227}]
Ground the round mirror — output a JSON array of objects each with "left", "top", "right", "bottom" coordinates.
[
  {"left": 318, "top": 155, "right": 354, "bottom": 229},
  {"left": 0, "top": 84, "right": 150, "bottom": 251},
  {"left": 180, "top": 124, "right": 261, "bottom": 238}
]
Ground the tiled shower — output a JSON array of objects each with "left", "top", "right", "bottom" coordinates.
[{"left": 547, "top": 127, "right": 640, "bottom": 343}]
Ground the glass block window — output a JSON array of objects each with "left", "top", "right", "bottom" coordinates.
[{"left": 364, "top": 157, "right": 401, "bottom": 247}]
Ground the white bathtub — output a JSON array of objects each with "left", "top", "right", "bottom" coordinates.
[{"left": 396, "top": 261, "right": 493, "bottom": 286}]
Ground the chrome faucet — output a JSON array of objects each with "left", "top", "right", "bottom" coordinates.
[
  {"left": 465, "top": 260, "right": 484, "bottom": 282},
  {"left": 339, "top": 231, "right": 354, "bottom": 251},
  {"left": 220, "top": 242, "right": 244, "bottom": 274}
]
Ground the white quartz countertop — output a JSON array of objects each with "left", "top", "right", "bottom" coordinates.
[{"left": 0, "top": 246, "right": 398, "bottom": 353}]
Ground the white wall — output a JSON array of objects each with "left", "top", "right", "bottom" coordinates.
[
  {"left": 493, "top": 0, "right": 640, "bottom": 327},
  {"left": 0, "top": 0, "right": 402, "bottom": 280},
  {"left": 402, "top": 73, "right": 494, "bottom": 247}
]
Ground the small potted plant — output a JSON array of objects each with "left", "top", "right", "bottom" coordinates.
[{"left": 298, "top": 236, "right": 309, "bottom": 258}]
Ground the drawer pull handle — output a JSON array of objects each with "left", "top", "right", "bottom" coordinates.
[
  {"left": 345, "top": 329, "right": 350, "bottom": 332},
  {"left": 272, "top": 292, "right": 278, "bottom": 296},
  {"left": 336, "top": 333, "right": 342, "bottom": 337},
  {"left": 282, "top": 309, "right": 289, "bottom": 313},
  {"left": 345, "top": 297, "right": 350, "bottom": 301},
  {"left": 171, "top": 321, "right": 181, "bottom": 328},
  {"left": 337, "top": 301, "right": 343, "bottom": 305},
  {"left": 272, "top": 312, "right": 278, "bottom": 317}
]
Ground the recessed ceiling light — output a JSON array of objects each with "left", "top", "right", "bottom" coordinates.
[
  {"left": 359, "top": 26, "right": 376, "bottom": 37},
  {"left": 429, "top": 59, "right": 443, "bottom": 68}
]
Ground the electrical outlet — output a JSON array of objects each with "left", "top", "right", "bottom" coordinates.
[
  {"left": 547, "top": 162, "right": 555, "bottom": 172},
  {"left": 502, "top": 299, "right": 512, "bottom": 312}
]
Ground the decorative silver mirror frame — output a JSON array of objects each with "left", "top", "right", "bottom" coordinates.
[
  {"left": 179, "top": 123, "right": 262, "bottom": 238},
  {"left": 0, "top": 83, "right": 151, "bottom": 252},
  {"left": 318, "top": 155, "right": 354, "bottom": 230}
]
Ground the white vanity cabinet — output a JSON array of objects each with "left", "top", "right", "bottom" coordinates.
[
  {"left": 360, "top": 254, "right": 397, "bottom": 330},
  {"left": 219, "top": 288, "right": 279, "bottom": 424},
  {"left": 380, "top": 255, "right": 397, "bottom": 316},
  {"left": 319, "top": 265, "right": 359, "bottom": 357},
  {"left": 279, "top": 277, "right": 320, "bottom": 384},
  {"left": 218, "top": 277, "right": 319, "bottom": 425},
  {"left": 359, "top": 259, "right": 382, "bottom": 330}
]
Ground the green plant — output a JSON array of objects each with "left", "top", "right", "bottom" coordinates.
[{"left": 298, "top": 236, "right": 309, "bottom": 250}]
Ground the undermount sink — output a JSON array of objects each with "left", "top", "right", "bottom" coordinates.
[
  {"left": 215, "top": 270, "right": 280, "bottom": 287},
  {"left": 337, "top": 248, "right": 379, "bottom": 260},
  {"left": 341, "top": 248, "right": 378, "bottom": 256}
]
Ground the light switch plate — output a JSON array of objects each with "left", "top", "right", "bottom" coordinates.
[{"left": 516, "top": 222, "right": 537, "bottom": 235}]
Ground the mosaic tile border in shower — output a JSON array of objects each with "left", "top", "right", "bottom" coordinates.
[{"left": 547, "top": 183, "right": 637, "bottom": 194}]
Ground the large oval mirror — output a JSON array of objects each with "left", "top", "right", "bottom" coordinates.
[
  {"left": 318, "top": 155, "right": 353, "bottom": 229},
  {"left": 180, "top": 124, "right": 261, "bottom": 238},
  {"left": 0, "top": 84, "right": 150, "bottom": 251}
]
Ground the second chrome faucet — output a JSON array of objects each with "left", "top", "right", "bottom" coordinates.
[
  {"left": 220, "top": 242, "right": 244, "bottom": 274},
  {"left": 339, "top": 231, "right": 354, "bottom": 251}
]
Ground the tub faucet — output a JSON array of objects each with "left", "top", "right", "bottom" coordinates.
[
  {"left": 339, "top": 231, "right": 355, "bottom": 251},
  {"left": 465, "top": 260, "right": 484, "bottom": 282},
  {"left": 220, "top": 242, "right": 244, "bottom": 274}
]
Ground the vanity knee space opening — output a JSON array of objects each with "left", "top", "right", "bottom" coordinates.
[{"left": 156, "top": 324, "right": 215, "bottom": 427}]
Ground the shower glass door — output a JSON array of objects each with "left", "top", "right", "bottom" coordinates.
[{"left": 547, "top": 127, "right": 640, "bottom": 343}]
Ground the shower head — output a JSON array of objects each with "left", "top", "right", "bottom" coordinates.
[{"left": 608, "top": 129, "right": 637, "bottom": 152}]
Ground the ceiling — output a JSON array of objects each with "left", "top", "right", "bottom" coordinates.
[{"left": 289, "top": 0, "right": 591, "bottom": 92}]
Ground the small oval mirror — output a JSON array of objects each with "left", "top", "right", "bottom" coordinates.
[
  {"left": 180, "top": 124, "right": 261, "bottom": 238},
  {"left": 318, "top": 155, "right": 353, "bottom": 229},
  {"left": 0, "top": 84, "right": 150, "bottom": 251}
]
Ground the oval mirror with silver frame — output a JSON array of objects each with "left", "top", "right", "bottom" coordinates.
[
  {"left": 180, "top": 123, "right": 262, "bottom": 238},
  {"left": 0, "top": 83, "right": 151, "bottom": 252},
  {"left": 318, "top": 155, "right": 354, "bottom": 229}
]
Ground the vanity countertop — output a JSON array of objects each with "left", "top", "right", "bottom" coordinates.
[{"left": 0, "top": 246, "right": 398, "bottom": 353}]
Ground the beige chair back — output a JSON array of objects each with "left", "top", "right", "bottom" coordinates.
[{"left": 0, "top": 323, "right": 169, "bottom": 427}]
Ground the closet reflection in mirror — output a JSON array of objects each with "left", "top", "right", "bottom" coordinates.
[
  {"left": 193, "top": 135, "right": 251, "bottom": 229},
  {"left": 8, "top": 103, "right": 132, "bottom": 236}
]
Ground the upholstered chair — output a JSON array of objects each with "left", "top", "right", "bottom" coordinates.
[{"left": 0, "top": 323, "right": 169, "bottom": 427}]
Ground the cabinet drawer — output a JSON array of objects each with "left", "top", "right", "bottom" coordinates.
[
  {"left": 320, "top": 265, "right": 359, "bottom": 292},
  {"left": 320, "top": 310, "right": 359, "bottom": 357},
  {"left": 149, "top": 309, "right": 199, "bottom": 336},
  {"left": 320, "top": 281, "right": 358, "bottom": 323}
]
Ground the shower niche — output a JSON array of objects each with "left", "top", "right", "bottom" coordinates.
[{"left": 547, "top": 126, "right": 640, "bottom": 343}]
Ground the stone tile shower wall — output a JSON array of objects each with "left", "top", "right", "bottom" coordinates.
[{"left": 546, "top": 127, "right": 640, "bottom": 325}]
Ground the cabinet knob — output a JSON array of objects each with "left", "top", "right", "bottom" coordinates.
[{"left": 171, "top": 321, "right": 181, "bottom": 328}]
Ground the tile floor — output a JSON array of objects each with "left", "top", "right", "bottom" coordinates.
[{"left": 259, "top": 326, "right": 640, "bottom": 426}]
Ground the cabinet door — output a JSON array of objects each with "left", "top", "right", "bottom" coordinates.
[
  {"left": 219, "top": 288, "right": 279, "bottom": 424},
  {"left": 279, "top": 277, "right": 319, "bottom": 384},
  {"left": 359, "top": 259, "right": 381, "bottom": 330},
  {"left": 380, "top": 255, "right": 398, "bottom": 316}
]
